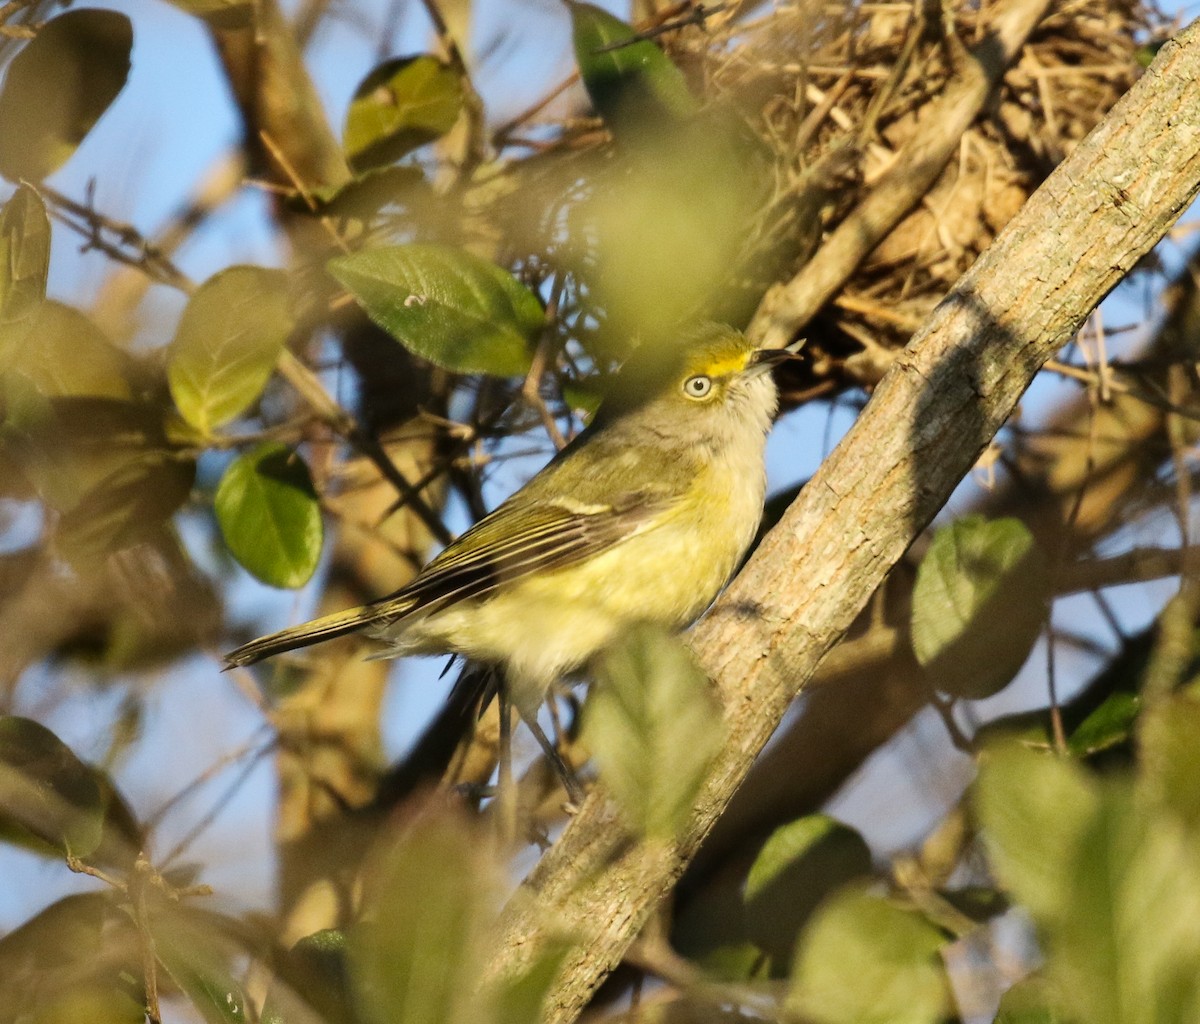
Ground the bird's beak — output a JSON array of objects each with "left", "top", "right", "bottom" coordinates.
[{"left": 746, "top": 337, "right": 805, "bottom": 376}]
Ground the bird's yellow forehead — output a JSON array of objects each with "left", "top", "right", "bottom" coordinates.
[{"left": 684, "top": 342, "right": 754, "bottom": 380}]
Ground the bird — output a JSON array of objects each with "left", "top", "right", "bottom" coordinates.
[{"left": 224, "top": 323, "right": 791, "bottom": 731}]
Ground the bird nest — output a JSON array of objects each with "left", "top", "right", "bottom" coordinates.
[{"left": 678, "top": 0, "right": 1168, "bottom": 389}]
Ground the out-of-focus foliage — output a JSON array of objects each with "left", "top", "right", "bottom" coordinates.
[
  {"left": 0, "top": 0, "right": 1194, "bottom": 1022},
  {"left": 584, "top": 625, "right": 724, "bottom": 839},
  {"left": 0, "top": 9, "right": 131, "bottom": 182},
  {"left": 343, "top": 55, "right": 465, "bottom": 171},
  {"left": 328, "top": 244, "right": 542, "bottom": 376}
]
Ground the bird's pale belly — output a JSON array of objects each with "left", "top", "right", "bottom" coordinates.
[{"left": 373, "top": 459, "right": 764, "bottom": 709}]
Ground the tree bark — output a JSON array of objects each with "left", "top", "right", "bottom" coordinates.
[{"left": 485, "top": 19, "right": 1200, "bottom": 1022}]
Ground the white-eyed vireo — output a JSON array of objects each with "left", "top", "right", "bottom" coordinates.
[{"left": 224, "top": 323, "right": 791, "bottom": 714}]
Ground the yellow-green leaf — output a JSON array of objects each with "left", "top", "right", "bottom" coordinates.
[
  {"left": 0, "top": 184, "right": 50, "bottom": 358},
  {"left": 215, "top": 444, "right": 323, "bottom": 589},
  {"left": 343, "top": 56, "right": 464, "bottom": 171},
  {"left": 911, "top": 515, "right": 1048, "bottom": 700},
  {"left": 167, "top": 266, "right": 293, "bottom": 435},
  {"left": 0, "top": 10, "right": 132, "bottom": 182},
  {"left": 0, "top": 716, "right": 106, "bottom": 858},
  {"left": 584, "top": 625, "right": 725, "bottom": 839},
  {"left": 329, "top": 244, "right": 540, "bottom": 376}
]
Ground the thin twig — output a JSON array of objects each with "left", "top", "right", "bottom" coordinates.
[{"left": 277, "top": 351, "right": 454, "bottom": 545}]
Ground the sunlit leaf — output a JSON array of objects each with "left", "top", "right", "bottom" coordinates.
[
  {"left": 352, "top": 803, "right": 500, "bottom": 1024},
  {"left": 569, "top": 0, "right": 698, "bottom": 135},
  {"left": 329, "top": 244, "right": 540, "bottom": 376},
  {"left": 343, "top": 56, "right": 464, "bottom": 170},
  {"left": 0, "top": 183, "right": 50, "bottom": 357},
  {"left": 1140, "top": 693, "right": 1200, "bottom": 834},
  {"left": 786, "top": 888, "right": 952, "bottom": 1024},
  {"left": 584, "top": 625, "right": 725, "bottom": 839},
  {"left": 167, "top": 266, "right": 293, "bottom": 436},
  {"left": 994, "top": 977, "right": 1066, "bottom": 1024},
  {"left": 13, "top": 300, "right": 132, "bottom": 400},
  {"left": 215, "top": 443, "right": 322, "bottom": 588},
  {"left": 0, "top": 716, "right": 106, "bottom": 858},
  {"left": 743, "top": 814, "right": 872, "bottom": 972},
  {"left": 56, "top": 452, "right": 196, "bottom": 564},
  {"left": 0, "top": 10, "right": 132, "bottom": 181},
  {"left": 911, "top": 515, "right": 1048, "bottom": 700}
]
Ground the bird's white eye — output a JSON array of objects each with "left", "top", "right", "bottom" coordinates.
[{"left": 683, "top": 375, "right": 712, "bottom": 399}]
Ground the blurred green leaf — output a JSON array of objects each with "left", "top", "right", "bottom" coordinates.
[
  {"left": 152, "top": 907, "right": 250, "bottom": 1024},
  {"left": 215, "top": 443, "right": 323, "bottom": 588},
  {"left": 329, "top": 244, "right": 540, "bottom": 376},
  {"left": 0, "top": 183, "right": 50, "bottom": 357},
  {"left": 743, "top": 814, "right": 872, "bottom": 972},
  {"left": 298, "top": 165, "right": 429, "bottom": 222},
  {"left": 167, "top": 265, "right": 293, "bottom": 436},
  {"left": 1140, "top": 693, "right": 1200, "bottom": 833},
  {"left": 494, "top": 937, "right": 573, "bottom": 1024},
  {"left": 1068, "top": 690, "right": 1141, "bottom": 757},
  {"left": 977, "top": 741, "right": 1200, "bottom": 1024},
  {"left": 56, "top": 452, "right": 196, "bottom": 564},
  {"left": 786, "top": 887, "right": 952, "bottom": 1024},
  {"left": 569, "top": 1, "right": 698, "bottom": 134},
  {"left": 0, "top": 892, "right": 144, "bottom": 1024},
  {"left": 343, "top": 56, "right": 464, "bottom": 171},
  {"left": 352, "top": 804, "right": 499, "bottom": 1024},
  {"left": 994, "top": 977, "right": 1066, "bottom": 1023},
  {"left": 13, "top": 300, "right": 132, "bottom": 400},
  {"left": 0, "top": 716, "right": 106, "bottom": 858},
  {"left": 262, "top": 929, "right": 355, "bottom": 1024},
  {"left": 0, "top": 10, "right": 132, "bottom": 181},
  {"left": 912, "top": 515, "right": 1047, "bottom": 700},
  {"left": 584, "top": 624, "right": 725, "bottom": 839}
]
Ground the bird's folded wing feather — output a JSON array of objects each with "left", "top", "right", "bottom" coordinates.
[
  {"left": 372, "top": 488, "right": 675, "bottom": 623},
  {"left": 223, "top": 488, "right": 676, "bottom": 669}
]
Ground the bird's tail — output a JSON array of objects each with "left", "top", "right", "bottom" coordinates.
[{"left": 222, "top": 597, "right": 415, "bottom": 670}]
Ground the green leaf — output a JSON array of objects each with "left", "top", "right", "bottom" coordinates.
[
  {"left": 743, "top": 814, "right": 872, "bottom": 972},
  {"left": 0, "top": 184, "right": 50, "bottom": 357},
  {"left": 215, "top": 443, "right": 323, "bottom": 588},
  {"left": 786, "top": 888, "right": 952, "bottom": 1024},
  {"left": 329, "top": 244, "right": 540, "bottom": 376},
  {"left": 911, "top": 515, "right": 1048, "bottom": 700},
  {"left": 584, "top": 624, "right": 725, "bottom": 839},
  {"left": 351, "top": 804, "right": 499, "bottom": 1024},
  {"left": 56, "top": 452, "right": 196, "bottom": 565},
  {"left": 569, "top": 0, "right": 698, "bottom": 135},
  {"left": 13, "top": 301, "right": 132, "bottom": 400},
  {"left": 493, "top": 937, "right": 573, "bottom": 1024},
  {"left": 0, "top": 10, "right": 132, "bottom": 182},
  {"left": 262, "top": 929, "right": 354, "bottom": 1024},
  {"left": 1068, "top": 690, "right": 1141, "bottom": 757},
  {"left": 343, "top": 55, "right": 464, "bottom": 171},
  {"left": 1140, "top": 693, "right": 1200, "bottom": 834},
  {"left": 167, "top": 266, "right": 293, "bottom": 436},
  {"left": 0, "top": 716, "right": 106, "bottom": 858},
  {"left": 152, "top": 907, "right": 251, "bottom": 1024},
  {"left": 976, "top": 741, "right": 1200, "bottom": 1024},
  {"left": 994, "top": 977, "right": 1066, "bottom": 1024}
]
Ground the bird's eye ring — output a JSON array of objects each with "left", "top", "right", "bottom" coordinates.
[{"left": 683, "top": 375, "right": 712, "bottom": 399}]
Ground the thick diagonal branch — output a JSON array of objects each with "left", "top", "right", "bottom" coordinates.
[{"left": 486, "top": 19, "right": 1200, "bottom": 1023}]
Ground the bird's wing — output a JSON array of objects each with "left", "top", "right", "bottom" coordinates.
[
  {"left": 373, "top": 487, "right": 676, "bottom": 623},
  {"left": 223, "top": 487, "right": 676, "bottom": 669}
]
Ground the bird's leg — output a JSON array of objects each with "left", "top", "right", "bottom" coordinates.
[
  {"left": 495, "top": 675, "right": 519, "bottom": 845},
  {"left": 516, "top": 701, "right": 586, "bottom": 810}
]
